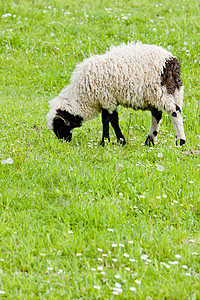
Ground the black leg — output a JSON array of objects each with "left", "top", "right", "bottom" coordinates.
[
  {"left": 100, "top": 109, "right": 111, "bottom": 146},
  {"left": 100, "top": 109, "right": 126, "bottom": 146},
  {"left": 110, "top": 111, "right": 126, "bottom": 145},
  {"left": 145, "top": 107, "right": 162, "bottom": 147}
]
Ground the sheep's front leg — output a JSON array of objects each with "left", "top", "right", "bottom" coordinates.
[
  {"left": 100, "top": 109, "right": 111, "bottom": 146},
  {"left": 167, "top": 104, "right": 186, "bottom": 146},
  {"left": 145, "top": 107, "right": 162, "bottom": 146},
  {"left": 100, "top": 109, "right": 126, "bottom": 146},
  {"left": 110, "top": 110, "right": 126, "bottom": 145}
]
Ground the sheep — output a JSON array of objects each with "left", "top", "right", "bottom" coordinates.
[{"left": 47, "top": 42, "right": 186, "bottom": 146}]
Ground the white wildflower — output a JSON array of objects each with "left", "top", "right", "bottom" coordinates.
[
  {"left": 161, "top": 262, "right": 170, "bottom": 268},
  {"left": 113, "top": 291, "right": 119, "bottom": 295},
  {"left": 124, "top": 253, "right": 129, "bottom": 257},
  {"left": 188, "top": 239, "right": 195, "bottom": 243},
  {"left": 113, "top": 287, "right": 122, "bottom": 293},
  {"left": 112, "top": 258, "right": 118, "bottom": 262},
  {"left": 2, "top": 13, "right": 12, "bottom": 18},
  {"left": 1, "top": 158, "right": 13, "bottom": 164},
  {"left": 130, "top": 287, "right": 136, "bottom": 291},
  {"left": 94, "top": 286, "right": 100, "bottom": 290},
  {"left": 157, "top": 165, "right": 164, "bottom": 172},
  {"left": 135, "top": 279, "right": 141, "bottom": 284},
  {"left": 168, "top": 261, "right": 179, "bottom": 265},
  {"left": 182, "top": 265, "right": 188, "bottom": 269},
  {"left": 122, "top": 16, "right": 128, "bottom": 20},
  {"left": 157, "top": 153, "right": 163, "bottom": 157},
  {"left": 165, "top": 264, "right": 170, "bottom": 269}
]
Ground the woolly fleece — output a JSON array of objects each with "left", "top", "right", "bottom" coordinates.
[{"left": 47, "top": 42, "right": 184, "bottom": 130}]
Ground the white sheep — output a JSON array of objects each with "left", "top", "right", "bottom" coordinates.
[{"left": 47, "top": 42, "right": 186, "bottom": 146}]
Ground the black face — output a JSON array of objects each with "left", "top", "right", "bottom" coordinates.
[
  {"left": 52, "top": 110, "right": 83, "bottom": 142},
  {"left": 53, "top": 117, "right": 73, "bottom": 141}
]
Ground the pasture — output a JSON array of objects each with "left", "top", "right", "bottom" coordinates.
[{"left": 0, "top": 0, "right": 199, "bottom": 298}]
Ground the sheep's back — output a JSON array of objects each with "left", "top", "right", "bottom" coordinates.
[{"left": 70, "top": 43, "right": 173, "bottom": 112}]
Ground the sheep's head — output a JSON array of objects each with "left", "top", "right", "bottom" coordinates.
[{"left": 53, "top": 110, "right": 83, "bottom": 142}]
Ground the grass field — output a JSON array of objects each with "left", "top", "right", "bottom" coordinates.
[{"left": 0, "top": 0, "right": 200, "bottom": 298}]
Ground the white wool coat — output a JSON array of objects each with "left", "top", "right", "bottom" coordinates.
[{"left": 47, "top": 42, "right": 183, "bottom": 130}]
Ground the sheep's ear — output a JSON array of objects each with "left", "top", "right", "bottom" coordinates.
[{"left": 54, "top": 115, "right": 71, "bottom": 126}]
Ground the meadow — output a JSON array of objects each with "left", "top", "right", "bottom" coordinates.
[{"left": 0, "top": 0, "right": 200, "bottom": 298}]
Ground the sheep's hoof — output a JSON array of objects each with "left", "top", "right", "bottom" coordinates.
[
  {"left": 176, "top": 139, "right": 186, "bottom": 146},
  {"left": 145, "top": 135, "right": 154, "bottom": 147},
  {"left": 100, "top": 140, "right": 105, "bottom": 147},
  {"left": 100, "top": 138, "right": 110, "bottom": 147},
  {"left": 180, "top": 139, "right": 186, "bottom": 146},
  {"left": 117, "top": 137, "right": 126, "bottom": 146}
]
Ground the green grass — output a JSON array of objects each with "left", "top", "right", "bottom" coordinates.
[{"left": 0, "top": 0, "right": 200, "bottom": 298}]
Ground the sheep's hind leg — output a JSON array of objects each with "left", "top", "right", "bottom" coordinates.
[
  {"left": 145, "top": 107, "right": 162, "bottom": 146},
  {"left": 110, "top": 110, "right": 126, "bottom": 145},
  {"left": 167, "top": 104, "right": 186, "bottom": 146}
]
